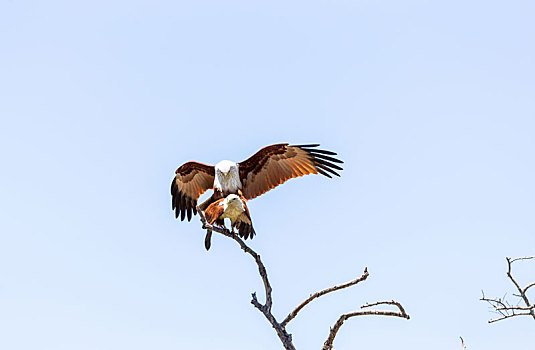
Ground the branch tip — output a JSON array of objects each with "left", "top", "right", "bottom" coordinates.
[{"left": 481, "top": 256, "right": 535, "bottom": 323}]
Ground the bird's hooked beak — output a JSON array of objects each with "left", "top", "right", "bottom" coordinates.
[{"left": 225, "top": 196, "right": 241, "bottom": 206}]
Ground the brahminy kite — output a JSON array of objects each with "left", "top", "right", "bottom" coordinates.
[
  {"left": 203, "top": 194, "right": 255, "bottom": 250},
  {"left": 170, "top": 143, "right": 343, "bottom": 222}
]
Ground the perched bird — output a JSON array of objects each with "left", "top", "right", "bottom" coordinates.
[
  {"left": 171, "top": 143, "right": 343, "bottom": 222},
  {"left": 202, "top": 194, "right": 255, "bottom": 250}
]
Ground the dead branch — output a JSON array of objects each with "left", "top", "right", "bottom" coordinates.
[
  {"left": 481, "top": 256, "right": 535, "bottom": 323},
  {"left": 197, "top": 207, "right": 409, "bottom": 349},
  {"left": 460, "top": 336, "right": 466, "bottom": 350},
  {"left": 197, "top": 208, "right": 294, "bottom": 349},
  {"left": 322, "top": 300, "right": 410, "bottom": 350},
  {"left": 281, "top": 268, "right": 369, "bottom": 327}
]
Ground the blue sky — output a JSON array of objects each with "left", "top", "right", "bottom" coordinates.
[{"left": 1, "top": 1, "right": 534, "bottom": 349}]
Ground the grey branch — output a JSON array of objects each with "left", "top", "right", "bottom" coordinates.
[
  {"left": 509, "top": 256, "right": 535, "bottom": 263},
  {"left": 481, "top": 256, "right": 535, "bottom": 323},
  {"left": 281, "top": 268, "right": 369, "bottom": 327},
  {"left": 197, "top": 208, "right": 294, "bottom": 349},
  {"left": 197, "top": 207, "right": 409, "bottom": 349},
  {"left": 322, "top": 300, "right": 410, "bottom": 350},
  {"left": 523, "top": 282, "right": 535, "bottom": 294}
]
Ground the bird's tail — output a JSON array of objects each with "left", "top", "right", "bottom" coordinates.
[
  {"left": 237, "top": 222, "right": 255, "bottom": 240},
  {"left": 204, "top": 230, "right": 212, "bottom": 251}
]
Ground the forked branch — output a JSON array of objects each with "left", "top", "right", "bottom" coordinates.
[
  {"left": 481, "top": 256, "right": 535, "bottom": 323},
  {"left": 460, "top": 336, "right": 466, "bottom": 350},
  {"left": 197, "top": 208, "right": 293, "bottom": 349},
  {"left": 281, "top": 268, "right": 369, "bottom": 327},
  {"left": 322, "top": 300, "right": 410, "bottom": 350},
  {"left": 197, "top": 207, "right": 409, "bottom": 349}
]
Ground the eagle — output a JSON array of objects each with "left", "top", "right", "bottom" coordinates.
[
  {"left": 170, "top": 143, "right": 343, "bottom": 222},
  {"left": 203, "top": 194, "right": 255, "bottom": 250}
]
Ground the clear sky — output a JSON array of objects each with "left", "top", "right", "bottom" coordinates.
[{"left": 1, "top": 1, "right": 534, "bottom": 349}]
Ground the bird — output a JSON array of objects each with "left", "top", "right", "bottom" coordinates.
[
  {"left": 202, "top": 194, "right": 255, "bottom": 250},
  {"left": 170, "top": 143, "right": 343, "bottom": 222}
]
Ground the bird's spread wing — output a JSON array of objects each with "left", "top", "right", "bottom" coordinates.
[
  {"left": 238, "top": 143, "right": 343, "bottom": 200},
  {"left": 171, "top": 161, "right": 215, "bottom": 221}
]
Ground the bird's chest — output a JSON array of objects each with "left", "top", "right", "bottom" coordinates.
[
  {"left": 221, "top": 206, "right": 243, "bottom": 221},
  {"left": 215, "top": 175, "right": 242, "bottom": 193}
]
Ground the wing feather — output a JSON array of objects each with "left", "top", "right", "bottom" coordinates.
[
  {"left": 307, "top": 152, "right": 343, "bottom": 164},
  {"left": 238, "top": 143, "right": 343, "bottom": 200},
  {"left": 236, "top": 200, "right": 255, "bottom": 240},
  {"left": 204, "top": 198, "right": 225, "bottom": 225},
  {"left": 171, "top": 161, "right": 215, "bottom": 221},
  {"left": 315, "top": 158, "right": 344, "bottom": 171},
  {"left": 316, "top": 163, "right": 338, "bottom": 177}
]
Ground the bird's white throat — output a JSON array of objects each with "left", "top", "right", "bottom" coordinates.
[
  {"left": 222, "top": 195, "right": 245, "bottom": 222},
  {"left": 214, "top": 160, "right": 242, "bottom": 194}
]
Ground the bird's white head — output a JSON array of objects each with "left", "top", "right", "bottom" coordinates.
[
  {"left": 223, "top": 194, "right": 245, "bottom": 211},
  {"left": 214, "top": 160, "right": 241, "bottom": 193},
  {"left": 216, "top": 160, "right": 236, "bottom": 174},
  {"left": 224, "top": 194, "right": 241, "bottom": 204}
]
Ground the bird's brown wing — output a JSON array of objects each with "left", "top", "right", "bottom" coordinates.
[
  {"left": 202, "top": 198, "right": 226, "bottom": 251},
  {"left": 238, "top": 143, "right": 343, "bottom": 200},
  {"left": 236, "top": 200, "right": 255, "bottom": 240},
  {"left": 204, "top": 199, "right": 225, "bottom": 225},
  {"left": 171, "top": 161, "right": 215, "bottom": 221}
]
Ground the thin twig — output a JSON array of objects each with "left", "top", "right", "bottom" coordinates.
[
  {"left": 488, "top": 312, "right": 534, "bottom": 323},
  {"left": 322, "top": 300, "right": 410, "bottom": 350},
  {"left": 460, "top": 336, "right": 466, "bottom": 350},
  {"left": 509, "top": 256, "right": 535, "bottom": 263},
  {"left": 361, "top": 300, "right": 409, "bottom": 316},
  {"left": 281, "top": 268, "right": 369, "bottom": 327},
  {"left": 495, "top": 305, "right": 535, "bottom": 311},
  {"left": 481, "top": 256, "right": 535, "bottom": 323},
  {"left": 506, "top": 258, "right": 530, "bottom": 311},
  {"left": 523, "top": 282, "right": 535, "bottom": 294},
  {"left": 481, "top": 297, "right": 508, "bottom": 309},
  {"left": 506, "top": 257, "right": 535, "bottom": 320}
]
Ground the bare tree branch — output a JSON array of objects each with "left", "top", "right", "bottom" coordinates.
[
  {"left": 509, "top": 256, "right": 535, "bottom": 263},
  {"left": 322, "top": 300, "right": 410, "bottom": 350},
  {"left": 197, "top": 209, "right": 273, "bottom": 310},
  {"left": 494, "top": 305, "right": 535, "bottom": 312},
  {"left": 485, "top": 310, "right": 533, "bottom": 324},
  {"left": 506, "top": 257, "right": 534, "bottom": 318},
  {"left": 361, "top": 300, "right": 408, "bottom": 315},
  {"left": 523, "top": 282, "right": 535, "bottom": 294},
  {"left": 460, "top": 336, "right": 466, "bottom": 350},
  {"left": 197, "top": 208, "right": 294, "bottom": 349},
  {"left": 481, "top": 256, "right": 535, "bottom": 323},
  {"left": 197, "top": 207, "right": 409, "bottom": 349},
  {"left": 281, "top": 268, "right": 369, "bottom": 327}
]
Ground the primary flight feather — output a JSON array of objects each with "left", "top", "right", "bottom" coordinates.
[{"left": 170, "top": 143, "right": 343, "bottom": 222}]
